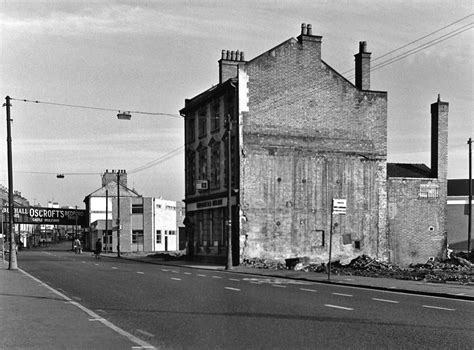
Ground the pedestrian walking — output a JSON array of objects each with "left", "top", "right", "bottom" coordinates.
[
  {"left": 74, "top": 238, "right": 82, "bottom": 254},
  {"left": 95, "top": 238, "right": 102, "bottom": 259}
]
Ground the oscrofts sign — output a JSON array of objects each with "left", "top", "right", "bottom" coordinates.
[{"left": 1, "top": 206, "right": 87, "bottom": 226}]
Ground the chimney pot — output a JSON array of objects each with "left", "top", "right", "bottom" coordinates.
[
  {"left": 226, "top": 50, "right": 230, "bottom": 60},
  {"left": 359, "top": 41, "right": 367, "bottom": 53},
  {"left": 301, "top": 23, "right": 307, "bottom": 35},
  {"left": 240, "top": 51, "right": 245, "bottom": 61},
  {"left": 221, "top": 49, "right": 226, "bottom": 59},
  {"left": 307, "top": 24, "right": 312, "bottom": 35}
]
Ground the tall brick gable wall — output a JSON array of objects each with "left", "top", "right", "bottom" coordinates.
[{"left": 238, "top": 32, "right": 389, "bottom": 264}]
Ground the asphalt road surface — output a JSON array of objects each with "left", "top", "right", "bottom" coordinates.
[{"left": 18, "top": 248, "right": 474, "bottom": 350}]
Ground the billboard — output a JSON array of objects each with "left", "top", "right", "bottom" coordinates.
[{"left": 2, "top": 206, "right": 87, "bottom": 227}]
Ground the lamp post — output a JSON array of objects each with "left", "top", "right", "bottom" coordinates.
[
  {"left": 4, "top": 96, "right": 17, "bottom": 270},
  {"left": 116, "top": 170, "right": 121, "bottom": 258},
  {"left": 226, "top": 114, "right": 233, "bottom": 270}
]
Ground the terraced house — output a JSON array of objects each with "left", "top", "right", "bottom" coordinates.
[{"left": 181, "top": 24, "right": 448, "bottom": 267}]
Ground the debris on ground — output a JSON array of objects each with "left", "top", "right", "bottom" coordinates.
[{"left": 240, "top": 252, "right": 473, "bottom": 284}]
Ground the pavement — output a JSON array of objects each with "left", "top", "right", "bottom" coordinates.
[{"left": 1, "top": 244, "right": 473, "bottom": 349}]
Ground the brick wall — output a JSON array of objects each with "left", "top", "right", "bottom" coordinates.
[
  {"left": 239, "top": 33, "right": 388, "bottom": 263},
  {"left": 387, "top": 178, "right": 446, "bottom": 266}
]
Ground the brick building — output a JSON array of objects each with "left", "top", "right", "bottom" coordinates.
[
  {"left": 181, "top": 24, "right": 449, "bottom": 267},
  {"left": 181, "top": 24, "right": 389, "bottom": 265}
]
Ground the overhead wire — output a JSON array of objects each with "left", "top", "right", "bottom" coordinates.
[
  {"left": 10, "top": 98, "right": 181, "bottom": 118},
  {"left": 341, "top": 14, "right": 473, "bottom": 77},
  {"left": 345, "top": 22, "right": 473, "bottom": 79}
]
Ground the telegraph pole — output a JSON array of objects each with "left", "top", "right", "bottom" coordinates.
[
  {"left": 5, "top": 96, "right": 18, "bottom": 269},
  {"left": 226, "top": 115, "right": 233, "bottom": 270},
  {"left": 116, "top": 171, "right": 121, "bottom": 258},
  {"left": 468, "top": 137, "right": 472, "bottom": 252}
]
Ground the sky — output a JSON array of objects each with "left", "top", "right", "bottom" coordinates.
[{"left": 0, "top": 0, "right": 472, "bottom": 208}]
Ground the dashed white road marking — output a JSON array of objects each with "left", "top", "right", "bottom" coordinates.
[
  {"left": 19, "top": 268, "right": 155, "bottom": 349},
  {"left": 197, "top": 274, "right": 207, "bottom": 277},
  {"left": 161, "top": 269, "right": 170, "bottom": 272},
  {"left": 212, "top": 276, "right": 223, "bottom": 279},
  {"left": 325, "top": 304, "right": 354, "bottom": 311},
  {"left": 225, "top": 287, "right": 241, "bottom": 291},
  {"left": 372, "top": 298, "right": 399, "bottom": 304},
  {"left": 184, "top": 272, "right": 192, "bottom": 275},
  {"left": 112, "top": 267, "right": 118, "bottom": 270},
  {"left": 332, "top": 293, "right": 353, "bottom": 297},
  {"left": 171, "top": 270, "right": 180, "bottom": 273},
  {"left": 272, "top": 284, "right": 286, "bottom": 288},
  {"left": 137, "top": 272, "right": 144, "bottom": 275},
  {"left": 300, "top": 288, "right": 317, "bottom": 293},
  {"left": 94, "top": 263, "right": 99, "bottom": 266},
  {"left": 422, "top": 305, "right": 455, "bottom": 311},
  {"left": 171, "top": 277, "right": 181, "bottom": 281},
  {"left": 229, "top": 278, "right": 240, "bottom": 281}
]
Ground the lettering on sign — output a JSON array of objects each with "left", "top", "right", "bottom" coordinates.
[{"left": 332, "top": 199, "right": 347, "bottom": 215}]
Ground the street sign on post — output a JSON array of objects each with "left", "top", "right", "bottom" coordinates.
[
  {"left": 328, "top": 198, "right": 347, "bottom": 281},
  {"left": 332, "top": 199, "right": 347, "bottom": 215}
]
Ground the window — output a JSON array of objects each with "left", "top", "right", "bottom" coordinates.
[
  {"left": 198, "top": 107, "right": 207, "bottom": 138},
  {"left": 198, "top": 145, "right": 208, "bottom": 180},
  {"left": 186, "top": 150, "right": 196, "bottom": 194},
  {"left": 210, "top": 140, "right": 221, "bottom": 189},
  {"left": 156, "top": 230, "right": 162, "bottom": 244},
  {"left": 132, "top": 204, "right": 143, "bottom": 214},
  {"left": 211, "top": 101, "right": 221, "bottom": 131},
  {"left": 132, "top": 230, "right": 144, "bottom": 244},
  {"left": 168, "top": 230, "right": 176, "bottom": 235},
  {"left": 187, "top": 116, "right": 195, "bottom": 143}
]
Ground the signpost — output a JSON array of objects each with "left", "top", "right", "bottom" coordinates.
[{"left": 328, "top": 198, "right": 346, "bottom": 280}]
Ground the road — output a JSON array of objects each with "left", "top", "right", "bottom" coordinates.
[{"left": 18, "top": 247, "right": 474, "bottom": 349}]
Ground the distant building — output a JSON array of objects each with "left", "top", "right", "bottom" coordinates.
[
  {"left": 84, "top": 169, "right": 180, "bottom": 253},
  {"left": 447, "top": 179, "right": 473, "bottom": 251},
  {"left": 181, "top": 23, "right": 450, "bottom": 267}
]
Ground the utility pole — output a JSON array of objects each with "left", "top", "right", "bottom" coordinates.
[
  {"left": 468, "top": 137, "right": 472, "bottom": 252},
  {"left": 5, "top": 96, "right": 17, "bottom": 270},
  {"left": 226, "top": 115, "right": 233, "bottom": 270},
  {"left": 116, "top": 171, "right": 121, "bottom": 258}
]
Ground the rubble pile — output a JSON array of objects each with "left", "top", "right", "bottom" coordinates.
[
  {"left": 241, "top": 257, "right": 286, "bottom": 270},
  {"left": 246, "top": 253, "right": 473, "bottom": 284}
]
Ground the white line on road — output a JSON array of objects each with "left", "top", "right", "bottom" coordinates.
[
  {"left": 422, "top": 305, "right": 455, "bottom": 311},
  {"left": 212, "top": 276, "right": 223, "bottom": 279},
  {"left": 225, "top": 287, "right": 241, "bottom": 291},
  {"left": 229, "top": 278, "right": 240, "bottom": 281},
  {"left": 94, "top": 263, "right": 99, "bottom": 266},
  {"left": 112, "top": 267, "right": 118, "bottom": 270},
  {"left": 19, "top": 268, "right": 155, "bottom": 349},
  {"left": 171, "top": 277, "right": 181, "bottom": 281},
  {"left": 137, "top": 272, "right": 144, "bottom": 275},
  {"left": 272, "top": 284, "right": 286, "bottom": 288},
  {"left": 300, "top": 288, "right": 317, "bottom": 293},
  {"left": 161, "top": 269, "right": 170, "bottom": 272},
  {"left": 184, "top": 272, "right": 192, "bottom": 275},
  {"left": 325, "top": 304, "right": 354, "bottom": 311},
  {"left": 89, "top": 318, "right": 106, "bottom": 321},
  {"left": 197, "top": 274, "right": 207, "bottom": 277},
  {"left": 332, "top": 293, "right": 353, "bottom": 297},
  {"left": 372, "top": 298, "right": 399, "bottom": 304},
  {"left": 136, "top": 329, "right": 155, "bottom": 338},
  {"left": 171, "top": 270, "right": 180, "bottom": 273}
]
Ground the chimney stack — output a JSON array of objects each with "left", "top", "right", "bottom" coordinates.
[
  {"left": 430, "top": 94, "right": 449, "bottom": 180},
  {"left": 297, "top": 23, "right": 322, "bottom": 59},
  {"left": 355, "top": 41, "right": 371, "bottom": 90},
  {"left": 219, "top": 49, "right": 245, "bottom": 84}
]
